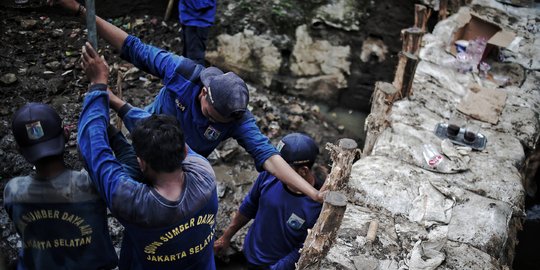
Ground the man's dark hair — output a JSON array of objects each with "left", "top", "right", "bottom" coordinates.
[{"left": 132, "top": 115, "right": 186, "bottom": 173}]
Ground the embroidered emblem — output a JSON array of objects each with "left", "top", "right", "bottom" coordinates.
[
  {"left": 175, "top": 98, "right": 186, "bottom": 112},
  {"left": 276, "top": 140, "right": 285, "bottom": 152},
  {"left": 25, "top": 121, "right": 45, "bottom": 140},
  {"left": 287, "top": 213, "right": 305, "bottom": 230},
  {"left": 204, "top": 126, "right": 221, "bottom": 141}
]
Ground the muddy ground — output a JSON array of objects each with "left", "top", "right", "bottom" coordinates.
[{"left": 0, "top": 7, "right": 362, "bottom": 268}]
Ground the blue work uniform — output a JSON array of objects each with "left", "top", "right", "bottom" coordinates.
[
  {"left": 78, "top": 89, "right": 218, "bottom": 270},
  {"left": 240, "top": 172, "right": 322, "bottom": 270},
  {"left": 119, "top": 35, "right": 278, "bottom": 171},
  {"left": 177, "top": 0, "right": 216, "bottom": 64},
  {"left": 3, "top": 170, "right": 118, "bottom": 270},
  {"left": 178, "top": 0, "right": 216, "bottom": 27}
]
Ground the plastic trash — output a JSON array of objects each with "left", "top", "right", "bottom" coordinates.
[{"left": 422, "top": 144, "right": 444, "bottom": 168}]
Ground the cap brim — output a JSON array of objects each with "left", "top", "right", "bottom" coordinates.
[
  {"left": 20, "top": 135, "right": 65, "bottom": 163},
  {"left": 200, "top": 67, "right": 224, "bottom": 87}
]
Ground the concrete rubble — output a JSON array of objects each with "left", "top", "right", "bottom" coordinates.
[{"left": 320, "top": 0, "right": 539, "bottom": 269}]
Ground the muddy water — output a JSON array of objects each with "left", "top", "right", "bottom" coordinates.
[{"left": 315, "top": 103, "right": 367, "bottom": 144}]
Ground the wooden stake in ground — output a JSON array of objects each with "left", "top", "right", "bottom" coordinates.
[
  {"left": 401, "top": 27, "right": 425, "bottom": 55},
  {"left": 296, "top": 191, "right": 347, "bottom": 270},
  {"left": 296, "top": 139, "right": 360, "bottom": 269},
  {"left": 439, "top": 0, "right": 449, "bottom": 21},
  {"left": 319, "top": 139, "right": 361, "bottom": 192},
  {"left": 392, "top": 51, "right": 419, "bottom": 99},
  {"left": 363, "top": 82, "right": 398, "bottom": 158},
  {"left": 414, "top": 4, "right": 432, "bottom": 32},
  {"left": 85, "top": 0, "right": 98, "bottom": 49},
  {"left": 164, "top": 0, "right": 176, "bottom": 21}
]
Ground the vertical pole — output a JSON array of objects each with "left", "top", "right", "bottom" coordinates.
[
  {"left": 439, "top": 0, "right": 448, "bottom": 21},
  {"left": 414, "top": 4, "right": 431, "bottom": 32},
  {"left": 165, "top": 0, "right": 176, "bottom": 21},
  {"left": 85, "top": 0, "right": 98, "bottom": 50}
]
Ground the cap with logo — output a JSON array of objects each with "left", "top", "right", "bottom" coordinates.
[
  {"left": 200, "top": 67, "right": 249, "bottom": 119},
  {"left": 11, "top": 103, "right": 65, "bottom": 163},
  {"left": 277, "top": 133, "right": 319, "bottom": 167}
]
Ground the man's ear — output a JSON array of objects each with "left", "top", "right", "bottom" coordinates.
[
  {"left": 298, "top": 166, "right": 315, "bottom": 186},
  {"left": 198, "top": 86, "right": 207, "bottom": 100},
  {"left": 137, "top": 157, "right": 146, "bottom": 172}
]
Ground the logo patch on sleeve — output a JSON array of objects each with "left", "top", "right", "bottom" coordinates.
[
  {"left": 204, "top": 125, "right": 221, "bottom": 141},
  {"left": 26, "top": 121, "right": 45, "bottom": 140},
  {"left": 287, "top": 213, "right": 305, "bottom": 230}
]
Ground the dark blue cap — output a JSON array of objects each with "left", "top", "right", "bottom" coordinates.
[
  {"left": 11, "top": 103, "right": 65, "bottom": 163},
  {"left": 277, "top": 133, "right": 319, "bottom": 167},
  {"left": 201, "top": 67, "right": 249, "bottom": 119}
]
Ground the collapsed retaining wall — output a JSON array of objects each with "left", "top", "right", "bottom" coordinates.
[{"left": 320, "top": 0, "right": 539, "bottom": 269}]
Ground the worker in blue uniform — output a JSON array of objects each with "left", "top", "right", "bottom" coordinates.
[
  {"left": 178, "top": 0, "right": 216, "bottom": 65},
  {"left": 77, "top": 42, "right": 219, "bottom": 269},
  {"left": 4, "top": 102, "right": 118, "bottom": 270},
  {"left": 49, "top": 0, "right": 324, "bottom": 203},
  {"left": 214, "top": 133, "right": 324, "bottom": 270}
]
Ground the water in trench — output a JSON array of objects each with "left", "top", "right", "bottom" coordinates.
[{"left": 314, "top": 102, "right": 368, "bottom": 145}]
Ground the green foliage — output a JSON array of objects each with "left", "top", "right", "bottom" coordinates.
[{"left": 271, "top": 0, "right": 294, "bottom": 19}]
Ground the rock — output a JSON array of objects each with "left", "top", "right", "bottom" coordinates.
[
  {"left": 312, "top": 0, "right": 361, "bottom": 31},
  {"left": 45, "top": 61, "right": 61, "bottom": 70},
  {"left": 206, "top": 30, "right": 282, "bottom": 87},
  {"left": 20, "top": 19, "right": 37, "bottom": 29},
  {"left": 287, "top": 103, "right": 304, "bottom": 115},
  {"left": 217, "top": 138, "right": 241, "bottom": 162},
  {"left": 0, "top": 73, "right": 17, "bottom": 85},
  {"left": 287, "top": 115, "right": 304, "bottom": 130},
  {"left": 290, "top": 24, "right": 350, "bottom": 79},
  {"left": 51, "top": 29, "right": 64, "bottom": 38}
]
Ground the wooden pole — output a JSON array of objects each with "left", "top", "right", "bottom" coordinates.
[
  {"left": 85, "top": 0, "right": 98, "bottom": 49},
  {"left": 296, "top": 191, "right": 347, "bottom": 270},
  {"left": 439, "top": 0, "right": 448, "bottom": 21},
  {"left": 363, "top": 82, "right": 398, "bottom": 157},
  {"left": 319, "top": 139, "right": 361, "bottom": 192},
  {"left": 392, "top": 51, "right": 419, "bottom": 99},
  {"left": 414, "top": 4, "right": 431, "bottom": 32},
  {"left": 296, "top": 139, "right": 360, "bottom": 269},
  {"left": 164, "top": 0, "right": 176, "bottom": 21},
  {"left": 115, "top": 70, "right": 124, "bottom": 130},
  {"left": 401, "top": 27, "right": 425, "bottom": 55}
]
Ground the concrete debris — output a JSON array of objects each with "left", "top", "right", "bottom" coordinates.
[{"left": 0, "top": 73, "right": 17, "bottom": 85}]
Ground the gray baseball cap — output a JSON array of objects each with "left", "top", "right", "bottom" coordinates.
[{"left": 200, "top": 67, "right": 249, "bottom": 119}]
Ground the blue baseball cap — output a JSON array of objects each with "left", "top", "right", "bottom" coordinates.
[
  {"left": 277, "top": 133, "right": 319, "bottom": 167},
  {"left": 11, "top": 103, "right": 65, "bottom": 163},
  {"left": 200, "top": 67, "right": 249, "bottom": 119}
]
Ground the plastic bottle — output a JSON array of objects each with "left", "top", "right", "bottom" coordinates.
[
  {"left": 466, "top": 37, "right": 487, "bottom": 71},
  {"left": 455, "top": 52, "right": 472, "bottom": 73},
  {"left": 422, "top": 144, "right": 444, "bottom": 168}
]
